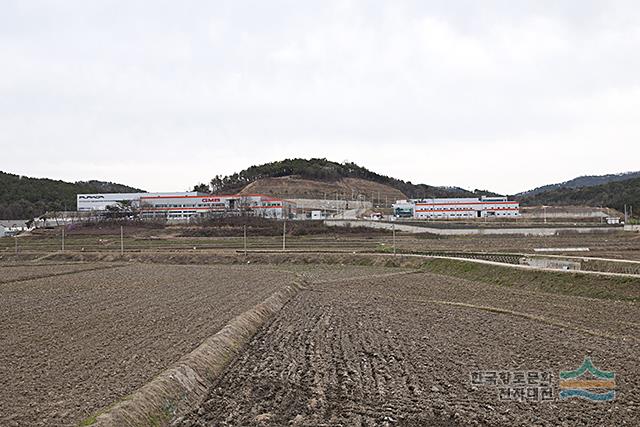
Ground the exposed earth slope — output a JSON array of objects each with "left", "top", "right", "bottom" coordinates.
[{"left": 239, "top": 176, "right": 407, "bottom": 201}]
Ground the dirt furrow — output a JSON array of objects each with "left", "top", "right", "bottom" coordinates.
[
  {"left": 0, "top": 264, "right": 298, "bottom": 427},
  {"left": 181, "top": 271, "right": 640, "bottom": 426}
]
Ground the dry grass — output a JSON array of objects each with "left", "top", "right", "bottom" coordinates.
[{"left": 420, "top": 258, "right": 640, "bottom": 302}]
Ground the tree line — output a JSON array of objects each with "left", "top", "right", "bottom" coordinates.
[
  {"left": 0, "top": 171, "right": 142, "bottom": 219},
  {"left": 517, "top": 176, "right": 640, "bottom": 217}
]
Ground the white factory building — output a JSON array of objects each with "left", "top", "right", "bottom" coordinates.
[
  {"left": 393, "top": 196, "right": 520, "bottom": 219},
  {"left": 77, "top": 192, "right": 201, "bottom": 212},
  {"left": 139, "top": 193, "right": 294, "bottom": 220},
  {"left": 77, "top": 192, "right": 294, "bottom": 220}
]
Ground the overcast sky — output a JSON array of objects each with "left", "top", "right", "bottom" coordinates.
[{"left": 1, "top": 1, "right": 639, "bottom": 194}]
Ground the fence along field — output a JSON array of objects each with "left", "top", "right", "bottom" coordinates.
[{"left": 2, "top": 219, "right": 640, "bottom": 261}]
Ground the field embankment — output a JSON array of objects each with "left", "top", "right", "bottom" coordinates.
[
  {"left": 420, "top": 258, "right": 640, "bottom": 302},
  {"left": 180, "top": 265, "right": 640, "bottom": 426}
]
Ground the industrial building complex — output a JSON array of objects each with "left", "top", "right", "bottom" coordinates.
[
  {"left": 393, "top": 196, "right": 520, "bottom": 219},
  {"left": 77, "top": 192, "right": 519, "bottom": 222},
  {"left": 77, "top": 192, "right": 294, "bottom": 220}
]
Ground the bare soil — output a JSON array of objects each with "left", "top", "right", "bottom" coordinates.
[
  {"left": 239, "top": 176, "right": 406, "bottom": 201},
  {"left": 0, "top": 262, "right": 122, "bottom": 284},
  {"left": 0, "top": 263, "right": 297, "bottom": 427},
  {"left": 2, "top": 255, "right": 639, "bottom": 426},
  {"left": 181, "top": 270, "right": 640, "bottom": 426}
]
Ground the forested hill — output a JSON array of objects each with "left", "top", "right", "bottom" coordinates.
[
  {"left": 203, "top": 158, "right": 498, "bottom": 199},
  {"left": 518, "top": 171, "right": 640, "bottom": 197},
  {"left": 0, "top": 171, "right": 143, "bottom": 219},
  {"left": 518, "top": 176, "right": 640, "bottom": 216}
]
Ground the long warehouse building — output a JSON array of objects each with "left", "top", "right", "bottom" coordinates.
[
  {"left": 139, "top": 193, "right": 294, "bottom": 220},
  {"left": 393, "top": 196, "right": 519, "bottom": 219},
  {"left": 77, "top": 192, "right": 294, "bottom": 220}
]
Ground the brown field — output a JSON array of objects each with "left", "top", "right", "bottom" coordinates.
[
  {"left": 180, "top": 268, "right": 640, "bottom": 426},
  {"left": 1, "top": 245, "right": 639, "bottom": 426},
  {"left": 0, "top": 262, "right": 123, "bottom": 284},
  {"left": 0, "top": 263, "right": 301, "bottom": 426}
]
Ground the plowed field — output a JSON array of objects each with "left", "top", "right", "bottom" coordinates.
[
  {"left": 182, "top": 270, "right": 640, "bottom": 426},
  {"left": 2, "top": 260, "right": 638, "bottom": 427},
  {"left": 0, "top": 263, "right": 297, "bottom": 426}
]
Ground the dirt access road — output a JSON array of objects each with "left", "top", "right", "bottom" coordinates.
[{"left": 182, "top": 270, "right": 640, "bottom": 426}]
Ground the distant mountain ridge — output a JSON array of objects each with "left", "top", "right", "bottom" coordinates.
[
  {"left": 518, "top": 171, "right": 640, "bottom": 197},
  {"left": 0, "top": 171, "right": 143, "bottom": 219},
  {"left": 518, "top": 175, "right": 640, "bottom": 217}
]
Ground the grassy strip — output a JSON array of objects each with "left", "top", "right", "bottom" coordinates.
[{"left": 420, "top": 258, "right": 640, "bottom": 302}]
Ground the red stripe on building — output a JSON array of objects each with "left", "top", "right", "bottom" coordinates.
[
  {"left": 415, "top": 201, "right": 519, "bottom": 206},
  {"left": 416, "top": 208, "right": 519, "bottom": 213}
]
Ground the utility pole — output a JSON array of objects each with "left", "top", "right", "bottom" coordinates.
[
  {"left": 61, "top": 227, "right": 65, "bottom": 252},
  {"left": 282, "top": 220, "right": 286, "bottom": 251},
  {"left": 625, "top": 204, "right": 628, "bottom": 223},
  {"left": 120, "top": 225, "right": 124, "bottom": 256},
  {"left": 243, "top": 224, "right": 247, "bottom": 256},
  {"left": 392, "top": 223, "right": 396, "bottom": 256}
]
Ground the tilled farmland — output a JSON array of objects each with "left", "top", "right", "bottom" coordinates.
[
  {"left": 0, "top": 263, "right": 300, "bottom": 426},
  {"left": 2, "top": 259, "right": 639, "bottom": 426},
  {"left": 181, "top": 270, "right": 640, "bottom": 426},
  {"left": 0, "top": 262, "right": 122, "bottom": 284}
]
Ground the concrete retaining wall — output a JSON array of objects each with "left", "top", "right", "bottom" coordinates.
[
  {"left": 520, "top": 257, "right": 581, "bottom": 271},
  {"left": 289, "top": 198, "right": 372, "bottom": 212}
]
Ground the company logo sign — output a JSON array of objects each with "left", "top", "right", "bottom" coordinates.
[
  {"left": 78, "top": 195, "right": 105, "bottom": 199},
  {"left": 559, "top": 357, "right": 615, "bottom": 401},
  {"left": 202, "top": 198, "right": 221, "bottom": 203}
]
